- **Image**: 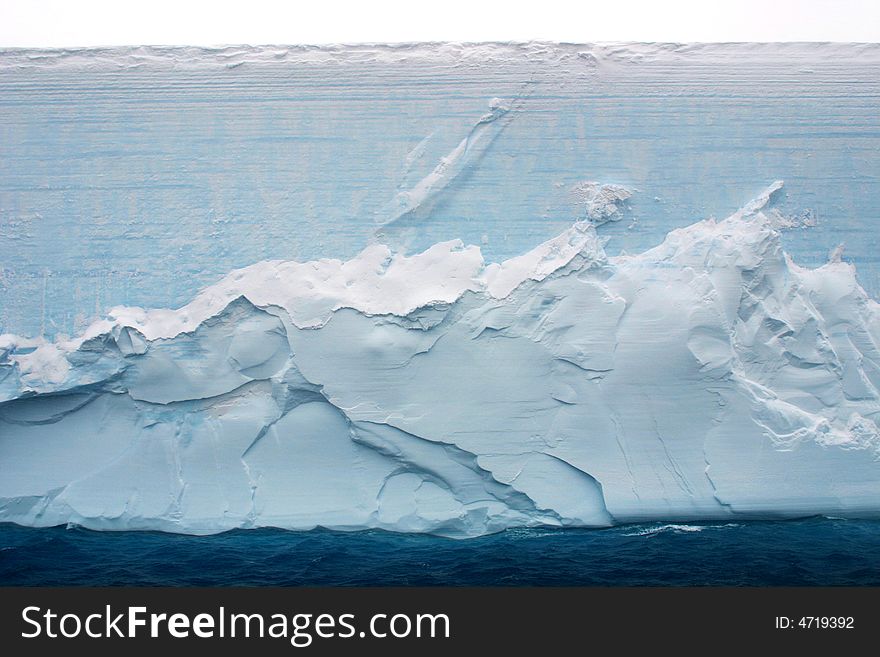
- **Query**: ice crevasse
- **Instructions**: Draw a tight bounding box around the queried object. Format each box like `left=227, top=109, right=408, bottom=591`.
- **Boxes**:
left=0, top=183, right=879, bottom=537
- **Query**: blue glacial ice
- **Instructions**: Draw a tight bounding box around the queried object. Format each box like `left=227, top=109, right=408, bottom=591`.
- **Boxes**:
left=1, top=181, right=878, bottom=536
left=0, top=43, right=879, bottom=536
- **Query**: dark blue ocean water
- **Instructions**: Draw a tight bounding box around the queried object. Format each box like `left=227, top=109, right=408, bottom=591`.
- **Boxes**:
left=2, top=518, right=879, bottom=586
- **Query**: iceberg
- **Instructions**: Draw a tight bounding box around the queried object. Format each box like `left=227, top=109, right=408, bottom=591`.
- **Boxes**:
left=1, top=182, right=878, bottom=537
left=2, top=43, right=879, bottom=537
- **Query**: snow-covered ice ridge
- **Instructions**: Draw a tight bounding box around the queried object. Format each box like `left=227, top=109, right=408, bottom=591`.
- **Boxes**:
left=1, top=182, right=878, bottom=536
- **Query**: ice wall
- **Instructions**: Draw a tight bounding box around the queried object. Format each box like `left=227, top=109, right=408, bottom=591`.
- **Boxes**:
left=1, top=44, right=878, bottom=536
left=1, top=43, right=880, bottom=339
left=1, top=184, right=878, bottom=535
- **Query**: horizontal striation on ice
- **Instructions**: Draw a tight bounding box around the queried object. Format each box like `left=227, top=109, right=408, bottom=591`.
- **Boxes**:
left=1, top=183, right=879, bottom=536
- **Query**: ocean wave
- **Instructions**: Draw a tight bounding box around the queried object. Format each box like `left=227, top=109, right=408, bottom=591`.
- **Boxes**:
left=622, top=523, right=742, bottom=537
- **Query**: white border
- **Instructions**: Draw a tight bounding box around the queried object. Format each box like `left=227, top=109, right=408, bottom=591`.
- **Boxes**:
left=1, top=0, right=879, bottom=47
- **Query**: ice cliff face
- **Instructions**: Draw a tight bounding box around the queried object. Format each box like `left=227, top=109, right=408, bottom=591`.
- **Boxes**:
left=1, top=183, right=878, bottom=536
left=4, top=43, right=880, bottom=340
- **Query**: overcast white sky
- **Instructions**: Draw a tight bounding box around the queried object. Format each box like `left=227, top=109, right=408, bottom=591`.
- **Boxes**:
left=1, top=0, right=878, bottom=47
